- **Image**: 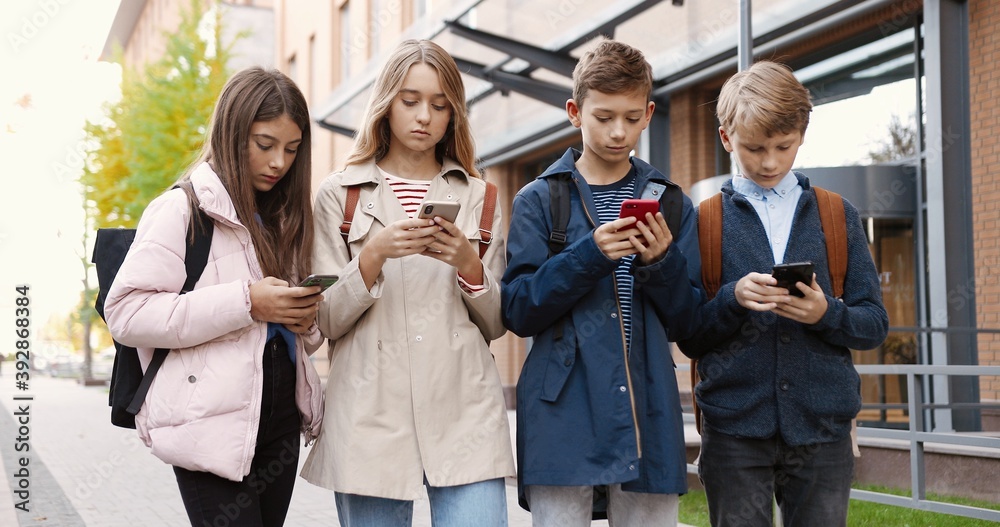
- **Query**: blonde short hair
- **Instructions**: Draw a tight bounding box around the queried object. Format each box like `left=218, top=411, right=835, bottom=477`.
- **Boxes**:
left=716, top=60, right=812, bottom=137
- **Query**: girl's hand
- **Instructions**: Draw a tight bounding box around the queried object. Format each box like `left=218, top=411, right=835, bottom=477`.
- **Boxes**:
left=632, top=212, right=673, bottom=265
left=422, top=216, right=483, bottom=284
left=249, top=277, right=322, bottom=324
left=283, top=314, right=315, bottom=334
left=773, top=274, right=829, bottom=324
left=365, top=218, right=441, bottom=261
left=594, top=217, right=643, bottom=260
left=734, top=272, right=786, bottom=311
left=358, top=218, right=440, bottom=289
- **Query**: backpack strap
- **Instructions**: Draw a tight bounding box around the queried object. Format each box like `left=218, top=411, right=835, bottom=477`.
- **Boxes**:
left=698, top=193, right=724, bottom=300
left=547, top=174, right=571, bottom=257
left=126, top=183, right=214, bottom=417
left=814, top=187, right=847, bottom=299
left=341, top=185, right=362, bottom=259
left=692, top=192, right=724, bottom=435
left=479, top=181, right=498, bottom=259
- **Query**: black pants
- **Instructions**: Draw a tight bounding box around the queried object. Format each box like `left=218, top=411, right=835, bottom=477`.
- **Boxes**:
left=174, top=337, right=301, bottom=527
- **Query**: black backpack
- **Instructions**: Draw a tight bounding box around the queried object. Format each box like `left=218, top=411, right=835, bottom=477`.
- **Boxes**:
left=92, top=183, right=214, bottom=429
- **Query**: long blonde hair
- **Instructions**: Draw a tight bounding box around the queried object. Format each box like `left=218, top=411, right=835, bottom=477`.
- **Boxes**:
left=346, top=39, right=481, bottom=178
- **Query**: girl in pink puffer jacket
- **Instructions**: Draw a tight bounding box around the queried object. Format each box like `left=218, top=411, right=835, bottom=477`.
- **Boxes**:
left=104, top=67, right=325, bottom=527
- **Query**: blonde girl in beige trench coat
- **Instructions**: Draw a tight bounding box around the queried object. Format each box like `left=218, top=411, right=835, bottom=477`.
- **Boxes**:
left=300, top=39, right=515, bottom=527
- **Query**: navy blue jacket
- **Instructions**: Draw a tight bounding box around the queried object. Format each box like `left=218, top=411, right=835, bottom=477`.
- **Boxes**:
left=677, top=174, right=888, bottom=446
left=501, top=149, right=703, bottom=511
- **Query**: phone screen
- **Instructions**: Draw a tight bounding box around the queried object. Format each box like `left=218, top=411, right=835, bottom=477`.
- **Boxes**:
left=772, top=262, right=813, bottom=297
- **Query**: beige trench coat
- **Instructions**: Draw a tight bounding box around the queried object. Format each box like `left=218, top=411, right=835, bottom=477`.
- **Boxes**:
left=300, top=159, right=515, bottom=500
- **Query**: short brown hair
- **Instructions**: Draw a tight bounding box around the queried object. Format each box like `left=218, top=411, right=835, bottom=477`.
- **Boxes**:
left=572, top=39, right=653, bottom=106
left=716, top=60, right=812, bottom=137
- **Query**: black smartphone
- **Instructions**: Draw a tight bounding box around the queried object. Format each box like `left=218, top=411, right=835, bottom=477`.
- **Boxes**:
left=298, top=274, right=339, bottom=292
left=772, top=262, right=814, bottom=297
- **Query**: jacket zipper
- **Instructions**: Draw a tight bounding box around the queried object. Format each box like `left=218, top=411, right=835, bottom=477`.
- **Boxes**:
left=571, top=176, right=643, bottom=458
left=205, top=209, right=264, bottom=475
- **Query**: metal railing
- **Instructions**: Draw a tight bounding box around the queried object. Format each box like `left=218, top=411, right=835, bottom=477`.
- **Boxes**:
left=681, top=363, right=1000, bottom=522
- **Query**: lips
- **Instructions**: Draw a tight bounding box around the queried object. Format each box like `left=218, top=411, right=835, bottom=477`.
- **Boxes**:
left=262, top=174, right=280, bottom=184
left=412, top=129, right=430, bottom=136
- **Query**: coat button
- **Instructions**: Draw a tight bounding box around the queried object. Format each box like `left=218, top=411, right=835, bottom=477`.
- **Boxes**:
left=780, top=381, right=790, bottom=391
left=564, top=358, right=572, bottom=367
left=188, top=375, right=197, bottom=383
left=611, top=313, right=617, bottom=319
left=619, top=386, right=627, bottom=393
left=415, top=336, right=422, bottom=342
left=780, top=334, right=791, bottom=343
left=377, top=340, right=382, bottom=350
left=366, top=202, right=374, bottom=209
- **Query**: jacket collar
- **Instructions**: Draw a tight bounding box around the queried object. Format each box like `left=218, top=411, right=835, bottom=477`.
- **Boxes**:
left=338, top=156, right=471, bottom=186
left=538, top=148, right=674, bottom=188
left=188, top=162, right=242, bottom=226
left=722, top=171, right=812, bottom=204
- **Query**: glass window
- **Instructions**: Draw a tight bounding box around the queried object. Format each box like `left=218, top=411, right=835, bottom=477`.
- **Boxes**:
left=340, top=2, right=351, bottom=84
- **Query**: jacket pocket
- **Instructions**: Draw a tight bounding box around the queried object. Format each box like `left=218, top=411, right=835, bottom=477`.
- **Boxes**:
left=540, top=319, right=577, bottom=402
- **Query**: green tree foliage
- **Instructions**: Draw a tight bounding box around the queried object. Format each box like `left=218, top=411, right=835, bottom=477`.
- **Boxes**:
left=82, top=0, right=239, bottom=228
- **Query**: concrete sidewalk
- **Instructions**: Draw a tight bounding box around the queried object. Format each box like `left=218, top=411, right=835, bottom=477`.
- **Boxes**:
left=0, top=372, right=693, bottom=526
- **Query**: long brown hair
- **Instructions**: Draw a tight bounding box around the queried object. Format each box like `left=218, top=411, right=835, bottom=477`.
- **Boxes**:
left=346, top=39, right=481, bottom=178
left=182, top=67, right=313, bottom=281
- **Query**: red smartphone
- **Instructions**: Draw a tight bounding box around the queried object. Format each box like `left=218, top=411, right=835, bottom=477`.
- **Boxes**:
left=619, top=199, right=660, bottom=224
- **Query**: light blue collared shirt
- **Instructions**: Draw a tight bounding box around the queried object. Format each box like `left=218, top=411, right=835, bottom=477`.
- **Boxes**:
left=731, top=172, right=803, bottom=264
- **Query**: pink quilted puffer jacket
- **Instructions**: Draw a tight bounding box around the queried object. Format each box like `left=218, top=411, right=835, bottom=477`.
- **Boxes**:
left=105, top=162, right=324, bottom=482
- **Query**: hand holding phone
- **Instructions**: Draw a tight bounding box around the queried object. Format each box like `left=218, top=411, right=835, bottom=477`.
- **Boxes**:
left=772, top=262, right=814, bottom=298
left=298, top=274, right=339, bottom=292
left=417, top=200, right=461, bottom=223
left=618, top=199, right=659, bottom=224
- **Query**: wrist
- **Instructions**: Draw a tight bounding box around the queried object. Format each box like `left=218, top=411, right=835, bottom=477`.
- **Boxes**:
left=458, top=262, right=484, bottom=286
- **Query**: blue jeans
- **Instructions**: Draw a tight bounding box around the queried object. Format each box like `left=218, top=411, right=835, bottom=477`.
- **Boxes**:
left=334, top=478, right=508, bottom=527
left=698, top=425, right=854, bottom=527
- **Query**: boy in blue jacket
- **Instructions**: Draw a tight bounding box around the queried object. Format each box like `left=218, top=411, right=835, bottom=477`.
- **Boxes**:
left=501, top=40, right=702, bottom=526
left=677, top=61, right=888, bottom=526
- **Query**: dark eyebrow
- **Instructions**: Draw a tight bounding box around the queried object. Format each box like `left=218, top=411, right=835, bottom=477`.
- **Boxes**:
left=252, top=133, right=302, bottom=144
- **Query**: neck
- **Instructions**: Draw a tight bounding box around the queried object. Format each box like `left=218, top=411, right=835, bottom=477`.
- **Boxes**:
left=379, top=148, right=441, bottom=181
left=575, top=150, right=632, bottom=186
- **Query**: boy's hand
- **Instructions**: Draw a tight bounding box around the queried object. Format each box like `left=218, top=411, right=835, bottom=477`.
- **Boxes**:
left=594, top=217, right=643, bottom=260
left=773, top=274, right=829, bottom=324
left=632, top=212, right=672, bottom=265
left=734, top=272, right=787, bottom=311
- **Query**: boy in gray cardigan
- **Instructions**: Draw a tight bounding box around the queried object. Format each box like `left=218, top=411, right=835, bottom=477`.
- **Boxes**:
left=678, top=61, right=888, bottom=527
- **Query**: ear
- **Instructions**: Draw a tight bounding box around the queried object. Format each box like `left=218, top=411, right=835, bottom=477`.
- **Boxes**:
left=644, top=101, right=655, bottom=124
left=566, top=99, right=582, bottom=128
left=719, top=127, right=735, bottom=153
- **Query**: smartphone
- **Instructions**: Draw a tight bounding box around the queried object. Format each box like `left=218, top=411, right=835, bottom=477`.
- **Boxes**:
left=298, top=274, right=339, bottom=292
left=772, top=262, right=814, bottom=297
left=417, top=200, right=461, bottom=223
left=619, top=199, right=660, bottom=223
